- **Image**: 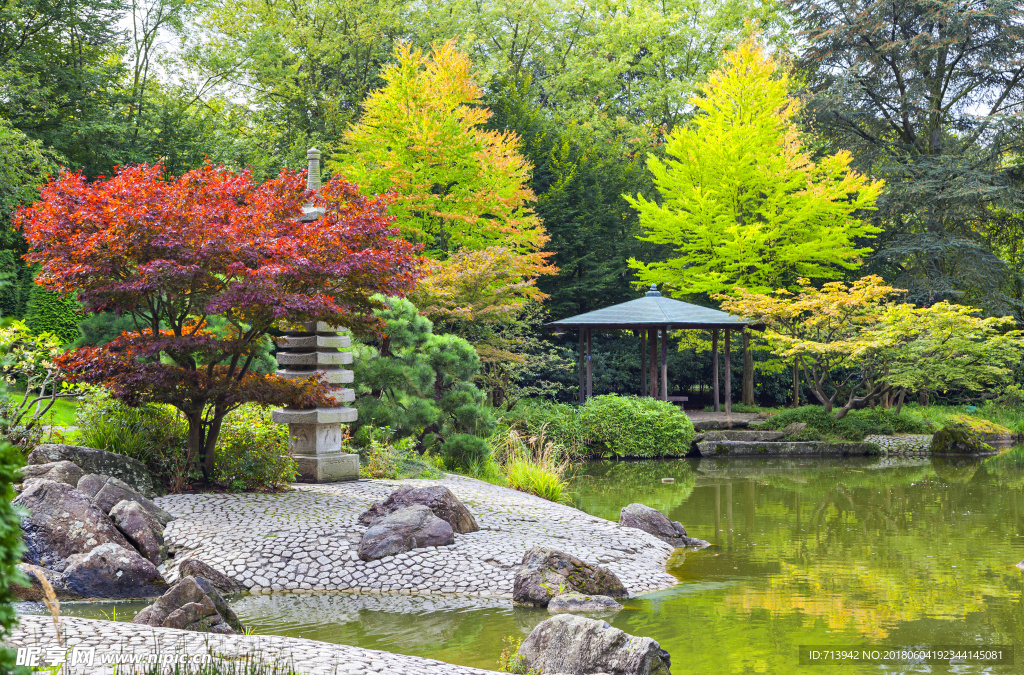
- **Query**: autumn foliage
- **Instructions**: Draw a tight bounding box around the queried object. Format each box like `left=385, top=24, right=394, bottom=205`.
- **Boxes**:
left=16, top=163, right=421, bottom=477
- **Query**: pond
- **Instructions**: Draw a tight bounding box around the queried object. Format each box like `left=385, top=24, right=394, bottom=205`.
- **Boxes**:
left=18, top=456, right=1024, bottom=673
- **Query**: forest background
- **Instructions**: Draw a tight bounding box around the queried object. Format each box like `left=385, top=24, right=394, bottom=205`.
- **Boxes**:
left=3, top=0, right=1024, bottom=407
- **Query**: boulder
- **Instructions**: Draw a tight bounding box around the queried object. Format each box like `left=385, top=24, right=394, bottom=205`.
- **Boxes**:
left=11, top=563, right=81, bottom=601
left=132, top=575, right=243, bottom=633
left=19, top=461, right=84, bottom=488
left=357, top=505, right=455, bottom=561
left=513, top=547, right=627, bottom=608
left=931, top=423, right=994, bottom=454
left=358, top=485, right=479, bottom=534
left=28, top=445, right=161, bottom=497
left=519, top=614, right=671, bottom=675
left=76, top=474, right=174, bottom=525
left=548, top=592, right=623, bottom=614
left=61, top=542, right=166, bottom=598
left=177, top=558, right=245, bottom=594
left=13, top=480, right=132, bottom=571
left=781, top=422, right=808, bottom=436
left=619, top=504, right=709, bottom=548
left=109, top=500, right=167, bottom=565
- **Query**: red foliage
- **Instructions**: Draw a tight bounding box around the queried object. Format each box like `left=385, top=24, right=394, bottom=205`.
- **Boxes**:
left=16, top=163, right=423, bottom=477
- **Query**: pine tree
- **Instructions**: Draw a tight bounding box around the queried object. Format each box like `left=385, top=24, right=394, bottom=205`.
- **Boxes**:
left=626, top=41, right=884, bottom=295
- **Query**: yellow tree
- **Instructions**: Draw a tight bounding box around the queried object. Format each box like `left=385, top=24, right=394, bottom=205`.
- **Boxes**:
left=330, top=40, right=554, bottom=314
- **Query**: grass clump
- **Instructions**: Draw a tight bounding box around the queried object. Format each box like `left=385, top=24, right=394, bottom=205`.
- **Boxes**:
left=497, top=635, right=540, bottom=675
left=490, top=426, right=572, bottom=504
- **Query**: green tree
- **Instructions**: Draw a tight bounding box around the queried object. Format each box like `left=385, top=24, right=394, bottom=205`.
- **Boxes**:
left=24, top=284, right=81, bottom=346
left=0, top=441, right=23, bottom=674
left=627, top=40, right=884, bottom=296
left=788, top=0, right=1024, bottom=312
left=352, top=296, right=495, bottom=466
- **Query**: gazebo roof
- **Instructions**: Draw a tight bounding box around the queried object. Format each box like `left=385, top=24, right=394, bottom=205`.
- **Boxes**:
left=547, top=285, right=751, bottom=330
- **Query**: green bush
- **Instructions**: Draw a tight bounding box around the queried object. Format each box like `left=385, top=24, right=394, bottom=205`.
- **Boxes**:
left=0, top=441, right=25, bottom=674
left=760, top=405, right=932, bottom=441
left=24, top=284, right=80, bottom=345
left=214, top=405, right=297, bottom=492
left=441, top=433, right=492, bottom=471
left=358, top=431, right=443, bottom=480
left=496, top=399, right=586, bottom=461
left=581, top=394, right=695, bottom=458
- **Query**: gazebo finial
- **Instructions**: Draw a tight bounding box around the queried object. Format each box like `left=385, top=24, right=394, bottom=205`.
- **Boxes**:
left=645, top=284, right=661, bottom=297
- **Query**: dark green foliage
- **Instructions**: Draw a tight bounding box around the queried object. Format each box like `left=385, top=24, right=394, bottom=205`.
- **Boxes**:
left=761, top=406, right=932, bottom=441
left=789, top=0, right=1024, bottom=312
left=352, top=296, right=495, bottom=452
left=74, top=311, right=137, bottom=347
left=0, top=441, right=25, bottom=673
left=581, top=394, right=696, bottom=458
left=24, top=284, right=80, bottom=345
left=485, top=78, right=657, bottom=319
left=440, top=434, right=491, bottom=471
left=0, top=251, right=22, bottom=318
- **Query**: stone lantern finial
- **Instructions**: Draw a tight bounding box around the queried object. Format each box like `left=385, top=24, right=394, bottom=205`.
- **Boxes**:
left=302, top=147, right=325, bottom=221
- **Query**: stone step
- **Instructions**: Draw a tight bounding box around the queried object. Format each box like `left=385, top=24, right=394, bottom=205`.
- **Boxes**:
left=698, top=430, right=788, bottom=442
left=695, top=440, right=878, bottom=457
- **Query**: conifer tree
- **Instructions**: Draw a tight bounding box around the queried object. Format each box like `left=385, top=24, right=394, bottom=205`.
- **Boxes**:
left=627, top=41, right=884, bottom=295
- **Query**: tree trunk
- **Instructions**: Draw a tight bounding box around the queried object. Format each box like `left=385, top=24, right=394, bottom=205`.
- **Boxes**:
left=792, top=362, right=799, bottom=408
left=203, top=411, right=226, bottom=480
left=188, top=412, right=206, bottom=480
left=895, top=389, right=907, bottom=415
left=742, top=331, right=754, bottom=405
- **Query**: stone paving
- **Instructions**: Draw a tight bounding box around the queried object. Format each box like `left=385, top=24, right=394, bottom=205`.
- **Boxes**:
left=156, top=474, right=679, bottom=598
left=864, top=434, right=933, bottom=453
left=9, top=614, right=501, bottom=674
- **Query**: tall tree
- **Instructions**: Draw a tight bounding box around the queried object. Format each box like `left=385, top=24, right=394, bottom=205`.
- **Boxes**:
left=788, top=0, right=1024, bottom=312
left=17, top=163, right=422, bottom=478
left=627, top=40, right=883, bottom=296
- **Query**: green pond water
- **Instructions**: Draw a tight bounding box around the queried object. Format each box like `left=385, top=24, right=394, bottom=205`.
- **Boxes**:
left=18, top=455, right=1024, bottom=673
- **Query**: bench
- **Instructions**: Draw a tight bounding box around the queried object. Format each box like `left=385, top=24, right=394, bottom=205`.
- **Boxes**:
left=666, top=396, right=689, bottom=410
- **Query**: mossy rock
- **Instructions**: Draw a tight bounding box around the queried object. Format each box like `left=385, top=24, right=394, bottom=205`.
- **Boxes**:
left=947, top=414, right=1012, bottom=436
left=931, top=423, right=993, bottom=454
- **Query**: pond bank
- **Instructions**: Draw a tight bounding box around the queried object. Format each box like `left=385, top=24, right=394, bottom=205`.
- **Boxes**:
left=156, top=474, right=678, bottom=597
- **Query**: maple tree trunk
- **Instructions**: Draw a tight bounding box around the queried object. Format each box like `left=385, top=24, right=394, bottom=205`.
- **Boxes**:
left=791, top=362, right=799, bottom=408
left=203, top=413, right=225, bottom=480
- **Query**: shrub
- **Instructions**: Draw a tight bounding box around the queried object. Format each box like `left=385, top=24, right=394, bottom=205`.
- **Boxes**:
left=760, top=405, right=931, bottom=441
left=358, top=430, right=443, bottom=480
left=441, top=433, right=492, bottom=471
left=214, top=405, right=297, bottom=492
left=497, top=635, right=540, bottom=675
left=496, top=399, right=586, bottom=461
left=580, top=394, right=695, bottom=458
left=24, top=284, right=81, bottom=345
left=0, top=441, right=25, bottom=673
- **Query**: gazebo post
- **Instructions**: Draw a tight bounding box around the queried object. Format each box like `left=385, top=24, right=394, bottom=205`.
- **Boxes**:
left=712, top=329, right=720, bottom=412
left=742, top=329, right=754, bottom=405
left=586, top=328, right=593, bottom=400
left=648, top=329, right=657, bottom=397
left=660, top=327, right=668, bottom=401
left=724, top=329, right=732, bottom=415
left=578, top=329, right=585, bottom=405
left=640, top=329, right=647, bottom=395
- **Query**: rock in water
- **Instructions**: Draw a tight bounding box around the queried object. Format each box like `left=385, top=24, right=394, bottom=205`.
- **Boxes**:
left=132, top=575, right=243, bottom=633
left=28, top=445, right=161, bottom=497
left=519, top=614, right=671, bottom=675
left=177, top=558, right=245, bottom=594
left=513, top=547, right=627, bottom=608
left=61, top=543, right=166, bottom=598
left=19, top=461, right=84, bottom=488
left=547, top=592, right=623, bottom=614
left=931, top=423, right=993, bottom=454
left=11, top=563, right=80, bottom=601
left=358, top=505, right=455, bottom=561
left=108, top=500, right=167, bottom=565
left=76, top=474, right=174, bottom=525
left=358, top=485, right=479, bottom=533
left=14, top=480, right=132, bottom=570
left=619, top=503, right=709, bottom=548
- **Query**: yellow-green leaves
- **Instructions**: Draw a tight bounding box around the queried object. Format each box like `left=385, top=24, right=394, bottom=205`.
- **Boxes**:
left=627, top=40, right=884, bottom=296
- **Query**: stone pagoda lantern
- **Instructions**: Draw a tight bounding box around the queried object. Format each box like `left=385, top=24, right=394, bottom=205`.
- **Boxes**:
left=271, top=148, right=360, bottom=482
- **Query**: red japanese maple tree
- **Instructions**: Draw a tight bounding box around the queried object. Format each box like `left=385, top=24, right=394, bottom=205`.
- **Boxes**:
left=16, top=163, right=422, bottom=479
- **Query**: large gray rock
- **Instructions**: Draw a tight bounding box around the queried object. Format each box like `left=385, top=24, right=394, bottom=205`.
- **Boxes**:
left=619, top=504, right=709, bottom=548
left=548, top=592, right=623, bottom=614
left=13, top=479, right=132, bottom=571
left=109, top=500, right=166, bottom=565
left=19, top=461, right=84, bottom=487
left=28, top=445, right=161, bottom=497
left=358, top=485, right=479, bottom=534
left=61, top=542, right=166, bottom=598
left=513, top=547, right=627, bottom=608
left=519, top=614, right=671, bottom=675
left=76, top=474, right=173, bottom=525
left=358, top=505, right=455, bottom=561
left=177, top=558, right=245, bottom=594
left=11, top=563, right=81, bottom=601
left=132, top=575, right=243, bottom=634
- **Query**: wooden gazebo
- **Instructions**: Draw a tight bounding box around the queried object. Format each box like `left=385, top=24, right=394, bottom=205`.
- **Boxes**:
left=547, top=285, right=755, bottom=413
